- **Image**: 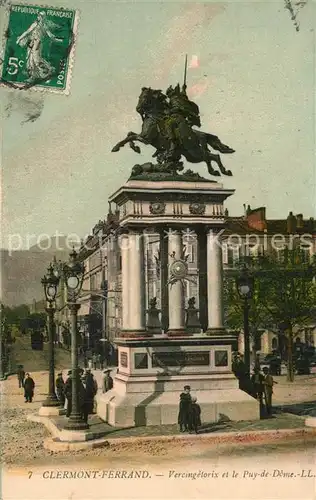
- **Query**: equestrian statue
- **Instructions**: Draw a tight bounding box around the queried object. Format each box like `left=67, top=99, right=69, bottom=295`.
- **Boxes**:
left=112, top=56, right=235, bottom=178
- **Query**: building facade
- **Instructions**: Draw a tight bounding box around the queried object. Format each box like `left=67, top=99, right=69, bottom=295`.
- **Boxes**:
left=71, top=205, right=316, bottom=354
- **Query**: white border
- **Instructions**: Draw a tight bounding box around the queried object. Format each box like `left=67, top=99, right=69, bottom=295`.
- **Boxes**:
left=0, top=1, right=80, bottom=96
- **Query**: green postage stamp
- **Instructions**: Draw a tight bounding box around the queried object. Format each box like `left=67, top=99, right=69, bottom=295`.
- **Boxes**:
left=0, top=3, right=79, bottom=94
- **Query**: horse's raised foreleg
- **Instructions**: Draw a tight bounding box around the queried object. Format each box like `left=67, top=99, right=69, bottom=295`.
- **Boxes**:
left=206, top=157, right=221, bottom=177
left=112, top=132, right=140, bottom=152
left=208, top=152, right=232, bottom=176
left=129, top=141, right=141, bottom=154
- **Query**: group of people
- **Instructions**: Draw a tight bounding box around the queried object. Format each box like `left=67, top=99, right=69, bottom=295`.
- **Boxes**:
left=17, top=365, right=35, bottom=403
left=177, top=385, right=202, bottom=434
left=55, top=368, right=114, bottom=423
left=251, top=366, right=277, bottom=415
left=84, top=353, right=105, bottom=371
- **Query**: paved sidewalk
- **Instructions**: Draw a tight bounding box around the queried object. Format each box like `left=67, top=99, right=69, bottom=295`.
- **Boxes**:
left=51, top=411, right=309, bottom=440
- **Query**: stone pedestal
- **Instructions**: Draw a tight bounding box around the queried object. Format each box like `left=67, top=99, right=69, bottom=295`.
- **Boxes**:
left=98, top=179, right=259, bottom=426
left=96, top=336, right=258, bottom=426
left=146, top=300, right=162, bottom=333
left=38, top=406, right=65, bottom=417
left=185, top=300, right=201, bottom=333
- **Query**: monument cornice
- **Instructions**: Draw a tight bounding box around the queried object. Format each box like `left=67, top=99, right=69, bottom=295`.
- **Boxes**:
left=109, top=181, right=235, bottom=206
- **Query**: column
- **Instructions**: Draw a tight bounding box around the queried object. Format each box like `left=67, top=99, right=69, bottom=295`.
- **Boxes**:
left=128, top=231, right=146, bottom=331
left=197, top=227, right=208, bottom=332
left=207, top=228, right=224, bottom=332
left=159, top=229, right=169, bottom=332
left=120, top=232, right=130, bottom=331
left=168, top=230, right=185, bottom=332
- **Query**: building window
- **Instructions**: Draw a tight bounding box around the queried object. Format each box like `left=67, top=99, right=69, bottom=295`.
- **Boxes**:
left=90, top=273, right=96, bottom=291
left=272, top=337, right=278, bottom=350
left=233, top=246, right=240, bottom=263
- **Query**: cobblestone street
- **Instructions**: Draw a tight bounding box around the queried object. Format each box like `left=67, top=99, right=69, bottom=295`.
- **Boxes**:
left=1, top=366, right=316, bottom=469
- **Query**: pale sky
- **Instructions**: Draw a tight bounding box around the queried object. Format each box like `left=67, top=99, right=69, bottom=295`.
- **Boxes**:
left=1, top=0, right=315, bottom=249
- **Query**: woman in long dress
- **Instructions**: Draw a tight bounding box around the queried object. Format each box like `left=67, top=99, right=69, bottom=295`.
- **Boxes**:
left=16, top=11, right=63, bottom=82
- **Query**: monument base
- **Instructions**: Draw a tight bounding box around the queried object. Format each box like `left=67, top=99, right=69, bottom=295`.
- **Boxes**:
left=96, top=336, right=259, bottom=427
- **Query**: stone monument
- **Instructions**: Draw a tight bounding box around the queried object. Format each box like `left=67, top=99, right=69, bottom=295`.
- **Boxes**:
left=96, top=62, right=258, bottom=426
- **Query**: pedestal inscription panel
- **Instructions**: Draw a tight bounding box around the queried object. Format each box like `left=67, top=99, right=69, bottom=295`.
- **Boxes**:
left=120, top=352, right=128, bottom=368
left=152, top=351, right=210, bottom=367
left=215, top=350, right=228, bottom=367
left=134, top=353, right=148, bottom=369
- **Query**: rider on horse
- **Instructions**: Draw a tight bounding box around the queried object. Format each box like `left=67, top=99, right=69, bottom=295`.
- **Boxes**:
left=164, top=83, right=201, bottom=156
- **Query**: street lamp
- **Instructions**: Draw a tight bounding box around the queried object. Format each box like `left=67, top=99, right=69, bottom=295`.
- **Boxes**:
left=41, top=264, right=60, bottom=408
left=236, top=265, right=254, bottom=378
left=63, top=248, right=89, bottom=430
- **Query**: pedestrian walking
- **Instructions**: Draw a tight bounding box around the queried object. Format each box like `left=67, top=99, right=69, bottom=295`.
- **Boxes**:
left=189, top=397, right=202, bottom=434
left=17, top=365, right=25, bottom=388
left=88, top=358, right=93, bottom=370
left=178, top=385, right=192, bottom=432
left=263, top=367, right=278, bottom=416
left=55, top=372, right=65, bottom=407
left=24, top=373, right=35, bottom=402
left=84, top=355, right=88, bottom=369
left=102, top=369, right=113, bottom=393
left=98, top=353, right=104, bottom=370
left=92, top=353, right=97, bottom=370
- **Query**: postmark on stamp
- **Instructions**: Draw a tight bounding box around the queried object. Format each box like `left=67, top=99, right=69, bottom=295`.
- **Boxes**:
left=0, top=3, right=79, bottom=94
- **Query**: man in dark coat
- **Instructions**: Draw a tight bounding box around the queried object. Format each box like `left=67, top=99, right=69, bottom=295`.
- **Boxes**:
left=79, top=376, right=89, bottom=424
left=64, top=370, right=72, bottom=417
left=55, top=372, right=65, bottom=406
left=24, top=373, right=35, bottom=402
left=178, top=385, right=192, bottom=432
left=251, top=368, right=265, bottom=405
left=102, top=369, right=113, bottom=393
left=190, top=397, right=202, bottom=434
left=85, top=370, right=98, bottom=414
left=17, top=365, right=25, bottom=388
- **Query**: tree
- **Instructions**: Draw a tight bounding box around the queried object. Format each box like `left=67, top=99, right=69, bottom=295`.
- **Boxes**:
left=257, top=249, right=316, bottom=382
left=224, top=261, right=271, bottom=359
left=1, top=304, right=30, bottom=329
left=0, top=304, right=15, bottom=377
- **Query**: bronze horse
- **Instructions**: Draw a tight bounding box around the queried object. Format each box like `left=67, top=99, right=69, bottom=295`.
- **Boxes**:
left=112, top=87, right=234, bottom=177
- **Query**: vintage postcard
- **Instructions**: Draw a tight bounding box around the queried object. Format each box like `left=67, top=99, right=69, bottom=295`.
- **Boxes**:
left=1, top=1, right=316, bottom=499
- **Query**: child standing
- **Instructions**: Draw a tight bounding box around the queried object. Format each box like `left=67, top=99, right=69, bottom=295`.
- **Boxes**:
left=263, top=366, right=278, bottom=416
left=190, top=397, right=201, bottom=434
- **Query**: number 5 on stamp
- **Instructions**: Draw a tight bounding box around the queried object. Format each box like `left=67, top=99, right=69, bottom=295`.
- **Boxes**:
left=0, top=4, right=79, bottom=94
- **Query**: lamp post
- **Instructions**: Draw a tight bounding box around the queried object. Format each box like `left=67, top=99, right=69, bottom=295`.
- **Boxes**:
left=63, top=248, right=89, bottom=430
left=41, top=264, right=60, bottom=408
left=236, top=265, right=254, bottom=378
